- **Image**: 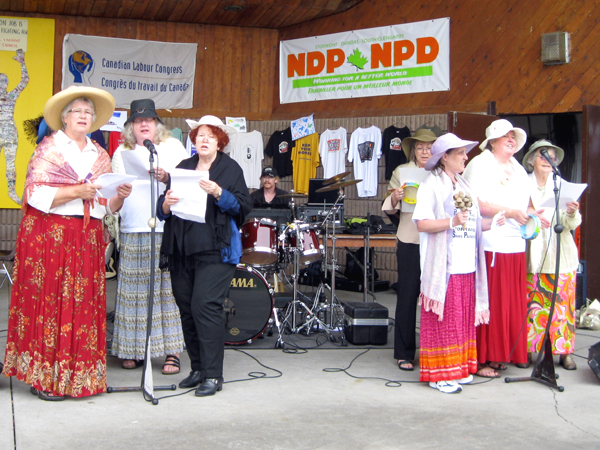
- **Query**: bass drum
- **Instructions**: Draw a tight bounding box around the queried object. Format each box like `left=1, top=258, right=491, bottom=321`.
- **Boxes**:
left=224, top=265, right=273, bottom=345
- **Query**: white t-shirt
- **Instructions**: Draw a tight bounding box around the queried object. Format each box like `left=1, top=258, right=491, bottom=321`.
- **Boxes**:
left=463, top=150, right=530, bottom=253
left=319, top=127, right=348, bottom=179
left=348, top=126, right=382, bottom=197
left=229, top=130, right=264, bottom=189
left=412, top=174, right=479, bottom=275
left=112, top=137, right=187, bottom=232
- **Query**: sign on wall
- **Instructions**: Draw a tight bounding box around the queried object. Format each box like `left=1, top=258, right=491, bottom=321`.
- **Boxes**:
left=280, top=19, right=450, bottom=104
left=62, top=34, right=197, bottom=109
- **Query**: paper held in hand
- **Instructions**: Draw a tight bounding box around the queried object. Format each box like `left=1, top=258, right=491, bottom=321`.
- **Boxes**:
left=95, top=173, right=137, bottom=199
left=169, top=168, right=209, bottom=223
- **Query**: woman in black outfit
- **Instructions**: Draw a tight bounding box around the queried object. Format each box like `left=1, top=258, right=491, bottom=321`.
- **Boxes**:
left=158, top=115, right=252, bottom=397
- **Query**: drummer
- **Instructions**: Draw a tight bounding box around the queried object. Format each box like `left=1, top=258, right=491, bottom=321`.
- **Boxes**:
left=250, top=166, right=290, bottom=208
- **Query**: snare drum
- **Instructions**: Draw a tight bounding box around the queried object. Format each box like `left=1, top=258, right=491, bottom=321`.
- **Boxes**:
left=225, top=265, right=274, bottom=345
left=289, top=226, right=323, bottom=265
left=240, top=218, right=278, bottom=267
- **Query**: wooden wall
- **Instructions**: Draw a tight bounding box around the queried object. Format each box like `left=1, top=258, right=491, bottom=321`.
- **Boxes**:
left=273, top=0, right=600, bottom=119
left=0, top=12, right=279, bottom=120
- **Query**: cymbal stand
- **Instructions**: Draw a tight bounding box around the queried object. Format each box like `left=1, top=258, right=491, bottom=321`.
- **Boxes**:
left=305, top=190, right=346, bottom=336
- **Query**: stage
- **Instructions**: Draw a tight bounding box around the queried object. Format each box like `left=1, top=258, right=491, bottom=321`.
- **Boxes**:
left=1, top=277, right=600, bottom=449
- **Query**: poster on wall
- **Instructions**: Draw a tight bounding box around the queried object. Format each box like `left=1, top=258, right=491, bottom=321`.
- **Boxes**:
left=0, top=17, right=55, bottom=209
left=62, top=34, right=197, bottom=109
left=279, top=18, right=450, bottom=104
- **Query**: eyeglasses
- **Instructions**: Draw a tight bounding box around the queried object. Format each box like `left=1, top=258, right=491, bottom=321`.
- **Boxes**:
left=68, top=108, right=93, bottom=116
left=197, top=134, right=218, bottom=142
left=133, top=117, right=155, bottom=124
left=414, top=145, right=432, bottom=153
left=537, top=152, right=556, bottom=162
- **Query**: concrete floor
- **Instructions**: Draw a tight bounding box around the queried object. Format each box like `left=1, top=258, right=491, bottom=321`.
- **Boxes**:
left=1, top=276, right=600, bottom=450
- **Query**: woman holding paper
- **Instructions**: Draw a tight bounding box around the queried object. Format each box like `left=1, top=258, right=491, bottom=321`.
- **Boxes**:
left=158, top=115, right=252, bottom=397
left=382, top=128, right=436, bottom=372
left=110, top=99, right=187, bottom=374
left=3, top=86, right=132, bottom=400
left=521, top=140, right=581, bottom=370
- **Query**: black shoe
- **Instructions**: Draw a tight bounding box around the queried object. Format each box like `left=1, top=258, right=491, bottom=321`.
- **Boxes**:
left=195, top=377, right=223, bottom=397
left=178, top=371, right=203, bottom=389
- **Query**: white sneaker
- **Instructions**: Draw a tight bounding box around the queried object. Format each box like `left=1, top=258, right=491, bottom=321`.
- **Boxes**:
left=429, top=380, right=462, bottom=394
left=457, top=374, right=474, bottom=385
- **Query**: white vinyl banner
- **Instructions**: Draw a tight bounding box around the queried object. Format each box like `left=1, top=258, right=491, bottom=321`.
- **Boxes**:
left=280, top=19, right=450, bottom=104
left=62, top=34, right=197, bottom=109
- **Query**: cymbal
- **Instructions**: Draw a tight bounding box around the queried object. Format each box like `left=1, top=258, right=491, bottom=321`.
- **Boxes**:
left=315, top=179, right=361, bottom=192
left=322, top=170, right=352, bottom=186
left=278, top=191, right=308, bottom=198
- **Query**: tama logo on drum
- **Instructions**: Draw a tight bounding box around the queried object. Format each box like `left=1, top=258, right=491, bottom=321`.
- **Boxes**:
left=230, top=277, right=256, bottom=288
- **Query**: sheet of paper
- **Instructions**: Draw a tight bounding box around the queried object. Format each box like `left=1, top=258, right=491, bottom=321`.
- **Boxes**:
left=169, top=168, right=210, bottom=223
left=95, top=173, right=137, bottom=199
left=397, top=167, right=428, bottom=213
left=539, top=179, right=587, bottom=210
left=121, top=148, right=156, bottom=178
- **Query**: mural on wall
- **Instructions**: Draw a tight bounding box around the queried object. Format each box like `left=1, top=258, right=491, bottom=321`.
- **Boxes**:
left=0, top=17, right=54, bottom=209
left=0, top=48, right=29, bottom=204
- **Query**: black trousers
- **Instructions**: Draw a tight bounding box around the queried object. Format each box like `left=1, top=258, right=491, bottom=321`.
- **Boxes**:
left=170, top=262, right=236, bottom=379
left=394, top=241, right=421, bottom=361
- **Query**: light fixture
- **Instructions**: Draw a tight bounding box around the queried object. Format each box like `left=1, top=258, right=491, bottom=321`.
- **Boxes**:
left=224, top=5, right=244, bottom=12
left=541, top=32, right=569, bottom=65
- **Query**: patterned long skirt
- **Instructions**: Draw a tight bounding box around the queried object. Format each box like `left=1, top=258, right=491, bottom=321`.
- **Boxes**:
left=4, top=208, right=107, bottom=397
left=419, top=273, right=478, bottom=382
left=111, top=232, right=184, bottom=360
left=526, top=272, right=576, bottom=355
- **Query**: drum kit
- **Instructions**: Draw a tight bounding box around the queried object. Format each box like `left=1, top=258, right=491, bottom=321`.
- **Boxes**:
left=225, top=171, right=361, bottom=348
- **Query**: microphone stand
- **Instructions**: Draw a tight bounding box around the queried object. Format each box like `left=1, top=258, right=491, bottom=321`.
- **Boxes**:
left=506, top=169, right=564, bottom=391
left=107, top=147, right=176, bottom=404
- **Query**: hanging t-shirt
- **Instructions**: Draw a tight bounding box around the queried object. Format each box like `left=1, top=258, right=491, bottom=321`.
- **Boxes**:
left=185, top=134, right=197, bottom=157
left=265, top=128, right=294, bottom=177
left=348, top=126, right=382, bottom=197
left=292, top=133, right=320, bottom=194
left=230, top=130, right=264, bottom=189
left=319, top=127, right=348, bottom=179
left=108, top=131, right=126, bottom=158
left=382, top=125, right=410, bottom=180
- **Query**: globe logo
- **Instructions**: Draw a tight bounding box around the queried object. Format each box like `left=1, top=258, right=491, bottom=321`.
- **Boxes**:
left=68, top=50, right=94, bottom=83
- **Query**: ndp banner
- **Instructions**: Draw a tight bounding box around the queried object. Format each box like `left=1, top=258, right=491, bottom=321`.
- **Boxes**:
left=280, top=19, right=450, bottom=104
left=62, top=34, right=197, bottom=109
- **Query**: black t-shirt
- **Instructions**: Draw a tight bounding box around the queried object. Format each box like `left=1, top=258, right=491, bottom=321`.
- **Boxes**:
left=382, top=125, right=411, bottom=180
left=250, top=187, right=290, bottom=208
left=265, top=128, right=294, bottom=178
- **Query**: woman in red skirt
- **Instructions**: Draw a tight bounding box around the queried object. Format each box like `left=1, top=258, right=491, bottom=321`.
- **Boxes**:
left=3, top=86, right=132, bottom=401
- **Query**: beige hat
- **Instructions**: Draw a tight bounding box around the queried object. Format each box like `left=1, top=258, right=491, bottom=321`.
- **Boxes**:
left=521, top=139, right=565, bottom=173
left=43, top=86, right=115, bottom=133
left=186, top=115, right=238, bottom=153
left=401, top=128, right=438, bottom=159
left=479, top=119, right=527, bottom=151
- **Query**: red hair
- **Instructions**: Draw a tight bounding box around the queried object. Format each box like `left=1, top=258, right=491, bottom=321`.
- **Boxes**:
left=189, top=125, right=229, bottom=152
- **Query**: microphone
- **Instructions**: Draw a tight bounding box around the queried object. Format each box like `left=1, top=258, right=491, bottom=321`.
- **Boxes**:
left=143, top=139, right=157, bottom=154
left=540, top=148, right=560, bottom=176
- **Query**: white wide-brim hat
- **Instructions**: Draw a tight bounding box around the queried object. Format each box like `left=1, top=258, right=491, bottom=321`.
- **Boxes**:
left=479, top=119, right=527, bottom=151
left=186, top=115, right=238, bottom=153
left=43, top=86, right=115, bottom=133
left=424, top=133, right=479, bottom=171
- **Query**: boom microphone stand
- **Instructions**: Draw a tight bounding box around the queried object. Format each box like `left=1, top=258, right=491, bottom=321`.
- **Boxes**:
left=506, top=170, right=564, bottom=391
left=107, top=145, right=176, bottom=404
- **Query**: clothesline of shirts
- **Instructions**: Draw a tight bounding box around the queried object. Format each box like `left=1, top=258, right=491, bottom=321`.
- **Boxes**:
left=105, top=123, right=440, bottom=198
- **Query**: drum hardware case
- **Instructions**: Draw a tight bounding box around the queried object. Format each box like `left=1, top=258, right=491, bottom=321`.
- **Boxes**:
left=298, top=205, right=344, bottom=226
left=343, top=302, right=389, bottom=345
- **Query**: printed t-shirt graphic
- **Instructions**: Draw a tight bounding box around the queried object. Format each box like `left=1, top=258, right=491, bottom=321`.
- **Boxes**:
left=291, top=133, right=320, bottom=194
left=319, top=127, right=348, bottom=179
left=265, top=128, right=294, bottom=177
left=230, top=130, right=264, bottom=189
left=348, top=126, right=382, bottom=197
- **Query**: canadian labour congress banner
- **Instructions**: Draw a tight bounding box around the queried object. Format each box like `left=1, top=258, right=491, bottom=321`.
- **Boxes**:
left=62, top=34, right=197, bottom=109
left=279, top=19, right=450, bottom=104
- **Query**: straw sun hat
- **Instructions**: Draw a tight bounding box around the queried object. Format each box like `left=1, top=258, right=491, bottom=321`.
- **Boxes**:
left=43, top=86, right=116, bottom=133
left=401, top=128, right=438, bottom=160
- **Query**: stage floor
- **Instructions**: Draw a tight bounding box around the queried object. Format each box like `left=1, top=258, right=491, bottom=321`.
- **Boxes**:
left=2, top=276, right=600, bottom=450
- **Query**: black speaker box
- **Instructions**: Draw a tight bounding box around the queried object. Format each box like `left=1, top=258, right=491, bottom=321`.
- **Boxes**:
left=343, top=301, right=388, bottom=345
left=588, top=341, right=600, bottom=382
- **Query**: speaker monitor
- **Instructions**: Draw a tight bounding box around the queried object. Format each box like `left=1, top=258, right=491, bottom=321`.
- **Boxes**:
left=588, top=341, right=600, bottom=382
